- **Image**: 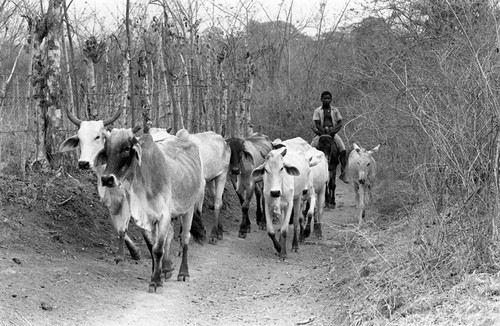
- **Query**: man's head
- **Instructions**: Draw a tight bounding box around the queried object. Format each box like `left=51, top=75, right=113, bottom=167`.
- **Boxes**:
left=321, top=91, right=332, bottom=107
left=321, top=91, right=332, bottom=99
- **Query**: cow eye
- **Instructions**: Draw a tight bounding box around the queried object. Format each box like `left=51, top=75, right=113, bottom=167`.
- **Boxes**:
left=123, top=146, right=130, bottom=153
left=95, top=135, right=100, bottom=140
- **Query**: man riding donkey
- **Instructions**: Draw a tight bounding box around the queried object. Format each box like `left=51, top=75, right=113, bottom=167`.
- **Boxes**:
left=311, top=90, right=349, bottom=184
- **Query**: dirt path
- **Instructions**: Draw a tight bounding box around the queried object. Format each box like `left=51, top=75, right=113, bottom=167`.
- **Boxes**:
left=82, top=180, right=359, bottom=326
left=1, top=177, right=361, bottom=326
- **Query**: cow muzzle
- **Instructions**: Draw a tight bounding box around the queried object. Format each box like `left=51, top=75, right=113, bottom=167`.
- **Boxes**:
left=101, top=174, right=118, bottom=188
left=270, top=190, right=281, bottom=198
left=78, top=161, right=90, bottom=170
left=231, top=167, right=240, bottom=175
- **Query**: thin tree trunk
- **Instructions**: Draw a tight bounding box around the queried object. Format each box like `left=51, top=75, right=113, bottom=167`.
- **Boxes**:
left=179, top=53, right=192, bottom=131
left=119, top=0, right=131, bottom=126
left=138, top=49, right=152, bottom=133
left=63, top=0, right=80, bottom=119
left=28, top=14, right=48, bottom=167
left=83, top=56, right=97, bottom=119
left=0, top=43, right=23, bottom=105
left=173, top=72, right=184, bottom=130
left=61, top=27, right=73, bottom=133
left=44, top=0, right=64, bottom=167
left=242, top=54, right=255, bottom=138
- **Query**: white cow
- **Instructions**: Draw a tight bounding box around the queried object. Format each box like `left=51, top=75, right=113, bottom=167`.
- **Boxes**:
left=58, top=110, right=142, bottom=264
left=176, top=129, right=231, bottom=244
left=59, top=112, right=180, bottom=266
left=272, top=137, right=329, bottom=240
left=96, top=128, right=206, bottom=293
left=252, top=147, right=311, bottom=260
left=347, top=143, right=380, bottom=226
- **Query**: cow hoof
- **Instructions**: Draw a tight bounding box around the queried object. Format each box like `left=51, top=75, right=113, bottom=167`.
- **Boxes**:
left=163, top=270, right=173, bottom=280
left=177, top=275, right=190, bottom=282
left=148, top=282, right=163, bottom=294
left=130, top=250, right=141, bottom=261
left=238, top=231, right=247, bottom=239
left=258, top=223, right=266, bottom=230
left=209, top=237, right=218, bottom=245
left=304, top=226, right=311, bottom=238
left=114, top=256, right=125, bottom=265
left=217, top=234, right=223, bottom=240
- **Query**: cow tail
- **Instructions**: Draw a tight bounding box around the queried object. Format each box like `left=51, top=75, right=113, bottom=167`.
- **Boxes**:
left=190, top=209, right=206, bottom=244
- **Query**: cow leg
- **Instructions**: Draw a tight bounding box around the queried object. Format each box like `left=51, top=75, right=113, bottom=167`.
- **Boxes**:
left=109, top=202, right=140, bottom=262
left=124, top=233, right=141, bottom=261
left=178, top=209, right=194, bottom=282
left=210, top=175, right=226, bottom=244
left=161, top=222, right=175, bottom=280
left=327, top=173, right=337, bottom=208
left=315, top=186, right=326, bottom=239
left=254, top=182, right=266, bottom=230
left=267, top=204, right=281, bottom=253
left=114, top=231, right=126, bottom=264
left=291, top=198, right=301, bottom=252
left=300, top=200, right=309, bottom=242
left=148, top=214, right=173, bottom=293
left=279, top=204, right=294, bottom=260
left=238, top=183, right=254, bottom=238
left=141, top=229, right=155, bottom=274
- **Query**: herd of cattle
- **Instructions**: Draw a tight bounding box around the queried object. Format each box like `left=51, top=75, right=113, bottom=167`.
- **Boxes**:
left=58, top=111, right=379, bottom=293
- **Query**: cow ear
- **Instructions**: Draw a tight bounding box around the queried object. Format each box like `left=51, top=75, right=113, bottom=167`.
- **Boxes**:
left=242, top=150, right=254, bottom=165
left=308, top=156, right=319, bottom=167
left=369, top=145, right=380, bottom=154
left=132, top=141, right=142, bottom=166
left=284, top=163, right=300, bottom=176
left=59, top=135, right=79, bottom=152
left=353, top=143, right=360, bottom=151
left=252, top=164, right=265, bottom=178
left=94, top=148, right=107, bottom=166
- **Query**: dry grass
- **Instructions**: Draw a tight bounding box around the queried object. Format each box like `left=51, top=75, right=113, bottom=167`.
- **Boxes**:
left=326, top=202, right=500, bottom=326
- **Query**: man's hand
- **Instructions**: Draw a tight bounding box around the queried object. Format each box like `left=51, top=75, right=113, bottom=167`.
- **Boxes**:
left=326, top=124, right=342, bottom=136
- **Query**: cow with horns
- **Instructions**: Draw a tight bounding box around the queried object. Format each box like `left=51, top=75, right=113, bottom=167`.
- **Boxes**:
left=59, top=110, right=203, bottom=269
left=272, top=137, right=329, bottom=240
left=252, top=146, right=312, bottom=260
left=95, top=128, right=206, bottom=293
left=59, top=109, right=143, bottom=264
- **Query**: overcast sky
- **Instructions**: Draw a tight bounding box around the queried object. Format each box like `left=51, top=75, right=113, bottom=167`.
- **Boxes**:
left=69, top=0, right=363, bottom=36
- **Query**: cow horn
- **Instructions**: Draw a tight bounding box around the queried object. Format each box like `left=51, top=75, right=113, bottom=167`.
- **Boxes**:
left=66, top=107, right=82, bottom=126
left=132, top=125, right=142, bottom=134
left=102, top=109, right=122, bottom=126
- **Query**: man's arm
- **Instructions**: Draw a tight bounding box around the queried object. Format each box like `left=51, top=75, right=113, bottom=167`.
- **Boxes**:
left=330, top=120, right=342, bottom=135
left=314, top=119, right=325, bottom=134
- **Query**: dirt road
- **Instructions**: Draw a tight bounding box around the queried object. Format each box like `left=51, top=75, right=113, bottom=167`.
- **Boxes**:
left=1, top=175, right=361, bottom=326
left=83, top=180, right=359, bottom=326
